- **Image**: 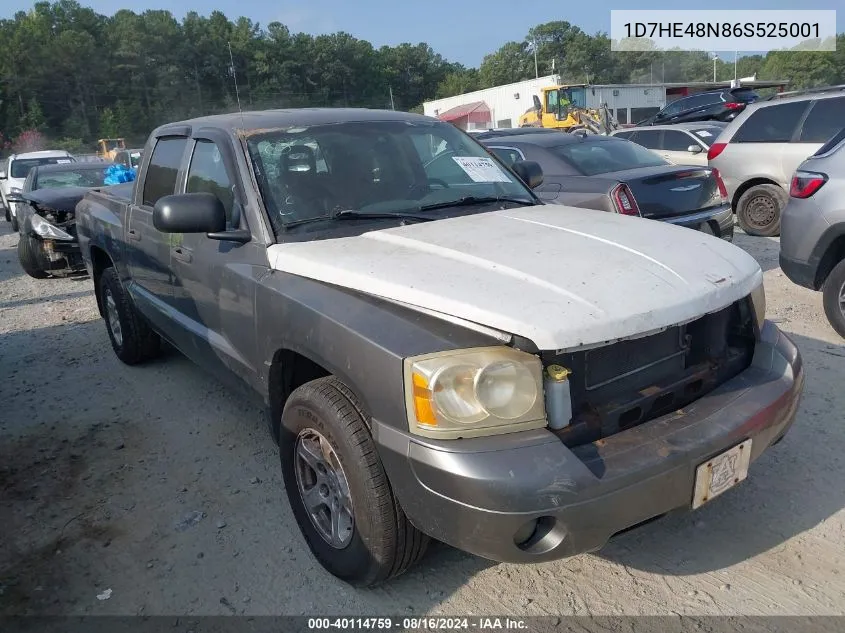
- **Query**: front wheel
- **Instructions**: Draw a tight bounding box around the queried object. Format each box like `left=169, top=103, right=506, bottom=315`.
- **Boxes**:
left=279, top=376, right=428, bottom=586
left=736, top=184, right=786, bottom=237
left=822, top=259, right=845, bottom=339
left=17, top=233, right=48, bottom=279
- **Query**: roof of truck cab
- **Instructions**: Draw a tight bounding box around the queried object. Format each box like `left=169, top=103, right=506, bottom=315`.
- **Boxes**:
left=156, top=108, right=433, bottom=135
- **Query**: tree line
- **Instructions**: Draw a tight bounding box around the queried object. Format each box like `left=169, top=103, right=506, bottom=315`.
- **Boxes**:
left=1, top=1, right=843, bottom=155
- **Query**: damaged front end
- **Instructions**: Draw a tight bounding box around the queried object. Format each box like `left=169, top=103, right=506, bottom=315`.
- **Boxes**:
left=14, top=187, right=90, bottom=277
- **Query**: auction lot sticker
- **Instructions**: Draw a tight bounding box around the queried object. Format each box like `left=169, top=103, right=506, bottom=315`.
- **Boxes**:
left=452, top=156, right=511, bottom=183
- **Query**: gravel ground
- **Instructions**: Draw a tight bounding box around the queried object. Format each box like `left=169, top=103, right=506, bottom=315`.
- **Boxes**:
left=1, top=220, right=844, bottom=617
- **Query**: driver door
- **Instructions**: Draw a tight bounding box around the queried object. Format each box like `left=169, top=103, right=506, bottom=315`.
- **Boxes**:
left=166, top=135, right=263, bottom=393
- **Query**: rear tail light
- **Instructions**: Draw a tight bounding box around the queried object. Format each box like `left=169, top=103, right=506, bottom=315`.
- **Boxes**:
left=707, top=142, right=727, bottom=161
left=790, top=170, right=828, bottom=198
left=612, top=184, right=641, bottom=216
left=724, top=102, right=744, bottom=110
left=712, top=168, right=729, bottom=202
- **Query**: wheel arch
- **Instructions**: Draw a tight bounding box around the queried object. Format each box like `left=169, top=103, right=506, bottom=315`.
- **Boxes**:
left=814, top=232, right=845, bottom=290
left=732, top=177, right=783, bottom=212
left=89, top=245, right=115, bottom=317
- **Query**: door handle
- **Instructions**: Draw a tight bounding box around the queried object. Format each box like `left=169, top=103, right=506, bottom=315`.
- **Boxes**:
left=127, top=228, right=141, bottom=241
left=172, top=246, right=192, bottom=263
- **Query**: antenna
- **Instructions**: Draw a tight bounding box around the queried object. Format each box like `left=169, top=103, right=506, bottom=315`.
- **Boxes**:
left=228, top=41, right=245, bottom=128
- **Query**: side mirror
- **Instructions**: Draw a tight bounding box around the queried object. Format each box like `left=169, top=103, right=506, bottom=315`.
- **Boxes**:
left=688, top=145, right=703, bottom=154
left=511, top=160, right=544, bottom=189
left=154, top=193, right=226, bottom=234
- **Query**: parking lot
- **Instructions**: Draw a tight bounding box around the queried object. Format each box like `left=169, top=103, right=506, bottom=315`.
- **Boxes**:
left=1, top=220, right=844, bottom=617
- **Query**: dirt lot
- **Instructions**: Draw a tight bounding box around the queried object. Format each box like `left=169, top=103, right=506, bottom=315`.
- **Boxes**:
left=1, top=220, right=844, bottom=617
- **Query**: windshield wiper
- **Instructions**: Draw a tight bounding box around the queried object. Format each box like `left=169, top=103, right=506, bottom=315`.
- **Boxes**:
left=418, top=195, right=536, bottom=212
left=332, top=209, right=436, bottom=223
left=282, top=209, right=435, bottom=228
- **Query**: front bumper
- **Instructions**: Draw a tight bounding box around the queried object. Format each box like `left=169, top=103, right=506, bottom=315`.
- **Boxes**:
left=663, top=204, right=734, bottom=241
left=375, top=320, right=802, bottom=563
left=779, top=252, right=818, bottom=290
left=30, top=235, right=85, bottom=275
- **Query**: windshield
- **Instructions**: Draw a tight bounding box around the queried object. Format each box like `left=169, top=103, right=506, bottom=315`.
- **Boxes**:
left=11, top=157, right=73, bottom=179
left=104, top=140, right=124, bottom=151
left=247, top=120, right=534, bottom=235
left=550, top=139, right=668, bottom=176
left=34, top=167, right=109, bottom=190
left=691, top=126, right=725, bottom=143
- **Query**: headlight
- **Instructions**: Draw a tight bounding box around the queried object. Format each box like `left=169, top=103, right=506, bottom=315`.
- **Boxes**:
left=404, top=346, right=546, bottom=439
left=30, top=213, right=74, bottom=241
left=750, top=282, right=766, bottom=332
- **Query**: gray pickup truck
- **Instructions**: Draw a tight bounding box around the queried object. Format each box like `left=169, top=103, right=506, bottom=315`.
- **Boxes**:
left=75, top=108, right=803, bottom=587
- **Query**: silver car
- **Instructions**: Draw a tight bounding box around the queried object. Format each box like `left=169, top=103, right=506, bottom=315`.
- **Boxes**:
left=708, top=88, right=845, bottom=237
left=779, top=127, right=845, bottom=337
left=611, top=122, right=727, bottom=167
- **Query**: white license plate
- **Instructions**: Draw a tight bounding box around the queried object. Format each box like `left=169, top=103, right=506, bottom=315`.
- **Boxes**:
left=692, top=440, right=752, bottom=510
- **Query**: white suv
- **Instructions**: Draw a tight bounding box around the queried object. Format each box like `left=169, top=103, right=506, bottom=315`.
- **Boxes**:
left=707, top=89, right=845, bottom=237
left=1, top=150, right=76, bottom=229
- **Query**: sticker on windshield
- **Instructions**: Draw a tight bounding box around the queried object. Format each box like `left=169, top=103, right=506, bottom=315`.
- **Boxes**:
left=695, top=130, right=713, bottom=138
left=452, top=156, right=511, bottom=183
left=56, top=159, right=72, bottom=163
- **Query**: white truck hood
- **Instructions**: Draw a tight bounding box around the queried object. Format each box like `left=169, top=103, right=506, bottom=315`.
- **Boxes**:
left=266, top=205, right=762, bottom=351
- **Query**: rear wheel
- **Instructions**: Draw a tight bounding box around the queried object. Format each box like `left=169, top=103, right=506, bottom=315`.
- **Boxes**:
left=98, top=267, right=161, bottom=364
left=17, top=233, right=48, bottom=279
left=279, top=376, right=428, bottom=587
left=822, top=259, right=845, bottom=339
left=736, top=184, right=786, bottom=237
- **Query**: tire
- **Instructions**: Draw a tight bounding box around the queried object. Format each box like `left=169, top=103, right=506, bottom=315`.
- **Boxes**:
left=279, top=376, right=428, bottom=587
left=822, top=259, right=845, bottom=339
left=4, top=206, right=9, bottom=222
left=17, top=233, right=49, bottom=279
left=98, top=267, right=161, bottom=364
left=736, top=184, right=786, bottom=237
left=10, top=213, right=19, bottom=233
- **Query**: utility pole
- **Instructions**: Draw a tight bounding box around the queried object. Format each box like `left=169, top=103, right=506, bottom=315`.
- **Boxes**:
left=533, top=38, right=539, bottom=79
left=389, top=86, right=395, bottom=110
left=712, top=53, right=719, bottom=82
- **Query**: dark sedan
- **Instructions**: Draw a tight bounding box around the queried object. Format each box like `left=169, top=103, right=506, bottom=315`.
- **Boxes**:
left=480, top=132, right=734, bottom=240
left=11, top=162, right=114, bottom=278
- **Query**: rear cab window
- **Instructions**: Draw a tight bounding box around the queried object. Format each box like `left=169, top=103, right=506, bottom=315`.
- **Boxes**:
left=732, top=101, right=810, bottom=143
left=551, top=139, right=667, bottom=176
left=142, top=137, right=188, bottom=207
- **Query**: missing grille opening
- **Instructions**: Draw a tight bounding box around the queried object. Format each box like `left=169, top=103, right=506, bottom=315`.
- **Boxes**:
left=619, top=407, right=642, bottom=429
left=685, top=379, right=704, bottom=397
left=651, top=392, right=675, bottom=414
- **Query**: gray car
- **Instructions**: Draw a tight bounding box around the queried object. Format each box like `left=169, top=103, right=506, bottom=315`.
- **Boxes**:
left=708, top=88, right=845, bottom=237
left=779, top=127, right=845, bottom=337
left=482, top=132, right=734, bottom=240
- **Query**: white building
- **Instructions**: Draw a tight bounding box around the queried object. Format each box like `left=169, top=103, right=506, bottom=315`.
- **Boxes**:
left=424, top=77, right=789, bottom=129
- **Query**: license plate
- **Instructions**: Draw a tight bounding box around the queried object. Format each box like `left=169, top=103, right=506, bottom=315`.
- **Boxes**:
left=692, top=440, right=752, bottom=510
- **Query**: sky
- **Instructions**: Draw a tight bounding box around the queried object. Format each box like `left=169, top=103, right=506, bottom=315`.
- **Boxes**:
left=3, top=0, right=843, bottom=67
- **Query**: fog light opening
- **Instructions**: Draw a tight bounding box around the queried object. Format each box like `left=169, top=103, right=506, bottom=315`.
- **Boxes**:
left=513, top=516, right=566, bottom=554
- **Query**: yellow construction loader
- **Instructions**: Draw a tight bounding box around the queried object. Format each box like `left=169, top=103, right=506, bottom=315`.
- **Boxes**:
left=518, top=85, right=617, bottom=135
left=96, top=138, right=126, bottom=162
